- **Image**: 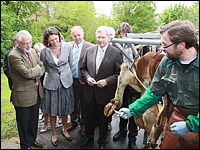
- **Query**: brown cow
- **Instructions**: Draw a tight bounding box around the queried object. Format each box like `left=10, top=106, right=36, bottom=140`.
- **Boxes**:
left=104, top=52, right=171, bottom=148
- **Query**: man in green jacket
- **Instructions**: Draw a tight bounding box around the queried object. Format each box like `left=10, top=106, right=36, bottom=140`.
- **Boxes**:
left=118, top=20, right=199, bottom=149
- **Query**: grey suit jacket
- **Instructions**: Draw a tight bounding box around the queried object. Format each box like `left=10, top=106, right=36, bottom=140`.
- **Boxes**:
left=40, top=41, right=73, bottom=90
left=80, top=44, right=123, bottom=104
left=8, top=47, right=45, bottom=107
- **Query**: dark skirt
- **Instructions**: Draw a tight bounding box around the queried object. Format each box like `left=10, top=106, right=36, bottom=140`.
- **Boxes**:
left=42, top=83, right=74, bottom=116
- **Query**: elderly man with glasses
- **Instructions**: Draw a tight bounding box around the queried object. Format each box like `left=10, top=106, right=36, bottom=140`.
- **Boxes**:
left=8, top=30, right=45, bottom=149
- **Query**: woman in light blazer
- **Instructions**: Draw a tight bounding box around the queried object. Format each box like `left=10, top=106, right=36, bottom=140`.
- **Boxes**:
left=40, top=27, right=74, bottom=146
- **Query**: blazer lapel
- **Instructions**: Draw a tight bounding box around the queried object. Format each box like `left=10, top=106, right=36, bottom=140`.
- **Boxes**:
left=57, top=43, right=64, bottom=66
left=92, top=45, right=98, bottom=75
left=79, top=42, right=86, bottom=61
left=18, top=48, right=33, bottom=67
left=46, top=47, right=56, bottom=65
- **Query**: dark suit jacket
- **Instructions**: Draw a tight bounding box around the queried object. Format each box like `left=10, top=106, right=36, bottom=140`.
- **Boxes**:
left=3, top=49, right=13, bottom=90
left=80, top=44, right=123, bottom=104
left=77, top=41, right=94, bottom=84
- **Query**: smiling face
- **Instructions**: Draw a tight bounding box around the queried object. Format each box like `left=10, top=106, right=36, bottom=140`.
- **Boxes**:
left=71, top=27, right=84, bottom=44
left=96, top=30, right=110, bottom=48
left=47, top=34, right=60, bottom=47
left=17, top=36, right=32, bottom=52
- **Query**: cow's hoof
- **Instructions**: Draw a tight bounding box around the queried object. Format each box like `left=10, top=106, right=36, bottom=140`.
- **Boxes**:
left=104, top=102, right=113, bottom=117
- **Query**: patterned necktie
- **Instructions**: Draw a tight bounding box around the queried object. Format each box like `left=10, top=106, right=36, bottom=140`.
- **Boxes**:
left=26, top=52, right=32, bottom=64
left=96, top=48, right=104, bottom=74
left=71, top=44, right=79, bottom=78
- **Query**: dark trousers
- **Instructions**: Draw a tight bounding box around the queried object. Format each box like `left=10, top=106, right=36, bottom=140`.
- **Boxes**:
left=119, top=85, right=141, bottom=139
left=85, top=94, right=108, bottom=145
left=14, top=99, right=40, bottom=149
left=71, top=78, right=86, bottom=128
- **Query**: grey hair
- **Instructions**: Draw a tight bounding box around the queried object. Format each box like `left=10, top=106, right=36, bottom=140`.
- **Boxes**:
left=70, top=26, right=84, bottom=34
left=108, top=27, right=116, bottom=37
left=16, top=30, right=32, bottom=41
left=96, top=26, right=110, bottom=37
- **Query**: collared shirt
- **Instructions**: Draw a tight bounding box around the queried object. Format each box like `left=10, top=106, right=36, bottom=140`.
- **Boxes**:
left=72, top=41, right=84, bottom=78
left=129, top=46, right=199, bottom=133
left=151, top=49, right=199, bottom=110
left=95, top=44, right=109, bottom=74
left=130, top=45, right=199, bottom=111
left=97, top=43, right=108, bottom=56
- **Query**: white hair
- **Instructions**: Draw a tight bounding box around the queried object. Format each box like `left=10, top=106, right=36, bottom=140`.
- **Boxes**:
left=16, top=30, right=32, bottom=41
left=108, top=27, right=116, bottom=38
left=70, top=26, right=84, bottom=34
left=96, top=26, right=110, bottom=37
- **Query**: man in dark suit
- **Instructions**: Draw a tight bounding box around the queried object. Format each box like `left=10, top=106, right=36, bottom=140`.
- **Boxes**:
left=8, top=30, right=45, bottom=149
left=80, top=26, right=123, bottom=149
left=3, top=35, right=17, bottom=102
left=69, top=26, right=94, bottom=136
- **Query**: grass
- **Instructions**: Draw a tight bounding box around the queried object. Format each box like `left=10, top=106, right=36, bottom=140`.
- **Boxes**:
left=1, top=70, right=18, bottom=140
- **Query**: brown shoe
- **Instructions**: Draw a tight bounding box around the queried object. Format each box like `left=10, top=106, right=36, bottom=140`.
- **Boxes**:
left=80, top=127, right=85, bottom=136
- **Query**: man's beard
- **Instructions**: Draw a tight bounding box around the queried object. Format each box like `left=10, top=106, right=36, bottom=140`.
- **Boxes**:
left=165, top=49, right=182, bottom=61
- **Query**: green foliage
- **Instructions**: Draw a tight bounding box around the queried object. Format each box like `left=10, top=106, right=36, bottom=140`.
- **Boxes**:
left=1, top=71, right=18, bottom=139
left=1, top=1, right=43, bottom=58
left=49, top=1, right=97, bottom=43
left=185, top=2, right=199, bottom=29
left=1, top=1, right=199, bottom=60
left=158, top=3, right=187, bottom=25
left=158, top=2, right=199, bottom=29
left=112, top=1, right=157, bottom=33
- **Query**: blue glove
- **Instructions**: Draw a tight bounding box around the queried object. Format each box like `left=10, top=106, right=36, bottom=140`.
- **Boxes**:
left=119, top=108, right=132, bottom=119
left=170, top=121, right=189, bottom=136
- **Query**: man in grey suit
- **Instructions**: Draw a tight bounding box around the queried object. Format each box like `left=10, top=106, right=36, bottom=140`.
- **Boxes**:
left=80, top=26, right=123, bottom=149
left=8, top=30, right=45, bottom=149
left=69, top=26, right=94, bottom=136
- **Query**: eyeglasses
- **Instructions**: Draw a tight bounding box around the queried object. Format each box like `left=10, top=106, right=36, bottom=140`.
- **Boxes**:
left=162, top=43, right=174, bottom=49
left=20, top=41, right=32, bottom=46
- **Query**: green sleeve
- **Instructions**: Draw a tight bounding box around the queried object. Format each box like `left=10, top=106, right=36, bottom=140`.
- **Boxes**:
left=128, top=86, right=161, bottom=117
left=186, top=113, right=199, bottom=132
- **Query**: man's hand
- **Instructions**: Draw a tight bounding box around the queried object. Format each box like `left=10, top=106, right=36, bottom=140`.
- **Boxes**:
left=170, top=121, right=189, bottom=136
left=96, top=79, right=107, bottom=88
left=87, top=77, right=97, bottom=86
left=118, top=108, right=132, bottom=119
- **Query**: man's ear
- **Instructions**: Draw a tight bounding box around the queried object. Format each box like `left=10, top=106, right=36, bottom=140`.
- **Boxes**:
left=177, top=42, right=185, bottom=50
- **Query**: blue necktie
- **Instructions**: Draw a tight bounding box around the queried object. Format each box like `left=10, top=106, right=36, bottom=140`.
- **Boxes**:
left=71, top=44, right=79, bottom=78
